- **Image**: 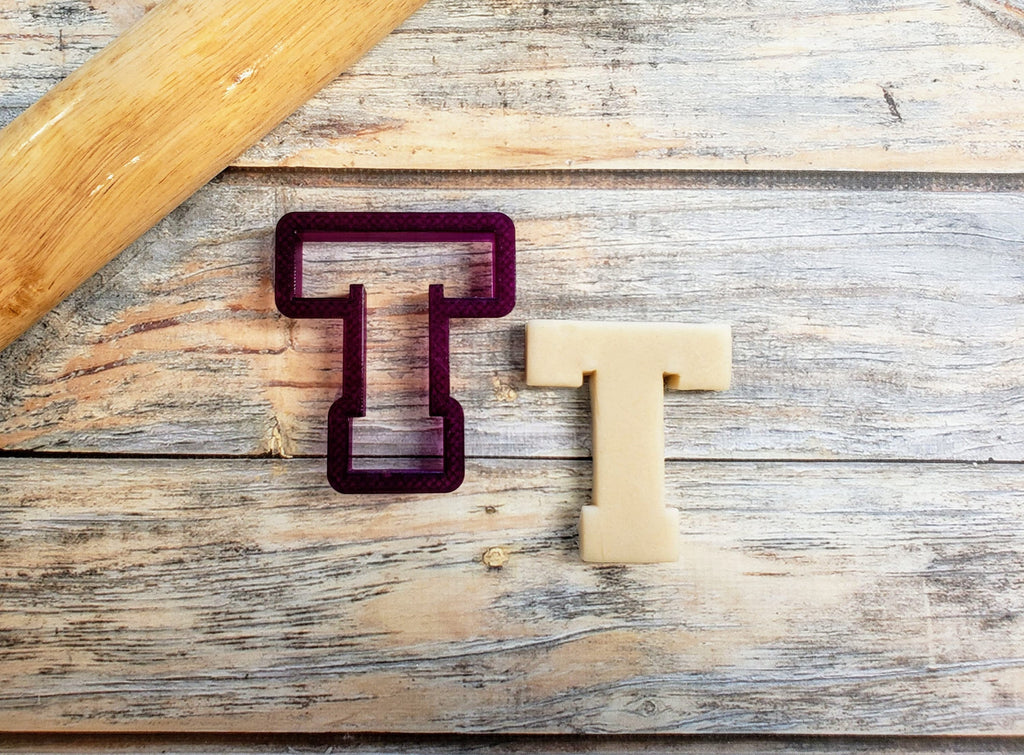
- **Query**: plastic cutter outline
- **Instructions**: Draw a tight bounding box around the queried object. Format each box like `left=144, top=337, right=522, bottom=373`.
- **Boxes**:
left=274, top=211, right=516, bottom=494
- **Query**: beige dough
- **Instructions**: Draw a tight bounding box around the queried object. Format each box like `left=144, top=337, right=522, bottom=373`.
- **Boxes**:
left=526, top=320, right=732, bottom=564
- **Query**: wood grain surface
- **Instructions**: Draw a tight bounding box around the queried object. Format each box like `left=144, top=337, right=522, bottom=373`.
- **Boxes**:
left=3, top=0, right=1024, bottom=171
left=2, top=457, right=1023, bottom=732
left=2, top=0, right=1024, bottom=742
left=0, top=185, right=1021, bottom=461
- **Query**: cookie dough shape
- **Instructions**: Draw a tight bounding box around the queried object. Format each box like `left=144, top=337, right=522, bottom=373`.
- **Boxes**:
left=526, top=320, right=732, bottom=563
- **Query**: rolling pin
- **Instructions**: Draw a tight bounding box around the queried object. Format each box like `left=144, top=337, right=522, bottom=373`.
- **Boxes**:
left=0, top=0, right=429, bottom=351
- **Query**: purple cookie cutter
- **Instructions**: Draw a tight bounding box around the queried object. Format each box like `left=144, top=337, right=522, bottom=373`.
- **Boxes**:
left=274, top=211, right=516, bottom=494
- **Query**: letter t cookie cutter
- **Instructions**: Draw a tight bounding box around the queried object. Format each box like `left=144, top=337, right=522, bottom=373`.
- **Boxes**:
left=274, top=211, right=516, bottom=494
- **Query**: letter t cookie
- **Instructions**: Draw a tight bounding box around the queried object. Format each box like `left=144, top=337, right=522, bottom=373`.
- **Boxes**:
left=526, top=321, right=731, bottom=564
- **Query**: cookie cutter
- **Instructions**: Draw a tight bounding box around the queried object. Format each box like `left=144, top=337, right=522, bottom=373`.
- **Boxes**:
left=274, top=211, right=516, bottom=494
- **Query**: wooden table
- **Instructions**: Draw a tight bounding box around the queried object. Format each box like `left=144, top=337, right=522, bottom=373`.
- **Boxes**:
left=2, top=0, right=1024, bottom=750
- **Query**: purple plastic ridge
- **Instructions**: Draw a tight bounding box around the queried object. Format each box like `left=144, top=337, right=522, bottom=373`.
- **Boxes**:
left=274, top=211, right=516, bottom=494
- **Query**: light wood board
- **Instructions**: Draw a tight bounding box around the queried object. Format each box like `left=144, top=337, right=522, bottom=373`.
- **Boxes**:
left=0, top=185, right=1021, bottom=461
left=3, top=0, right=1024, bottom=171
left=2, top=457, right=1023, bottom=732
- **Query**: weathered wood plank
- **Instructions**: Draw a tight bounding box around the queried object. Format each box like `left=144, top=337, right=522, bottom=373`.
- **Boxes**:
left=3, top=0, right=1024, bottom=171
left=0, top=185, right=1021, bottom=461
left=1, top=457, right=1022, bottom=732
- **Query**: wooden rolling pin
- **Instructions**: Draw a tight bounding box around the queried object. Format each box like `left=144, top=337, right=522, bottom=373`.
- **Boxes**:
left=0, top=0, right=429, bottom=350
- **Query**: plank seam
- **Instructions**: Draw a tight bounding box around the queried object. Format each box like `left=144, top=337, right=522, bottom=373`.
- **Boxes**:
left=0, top=450, right=1021, bottom=465
left=217, top=168, right=1024, bottom=193
left=4, top=732, right=1024, bottom=753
